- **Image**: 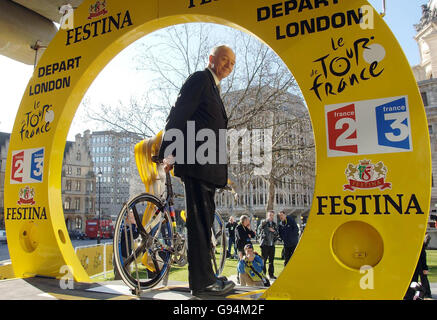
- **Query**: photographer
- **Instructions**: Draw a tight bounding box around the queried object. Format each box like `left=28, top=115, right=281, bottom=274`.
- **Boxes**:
left=235, top=215, right=256, bottom=259
left=258, top=210, right=279, bottom=279
left=237, top=244, right=267, bottom=287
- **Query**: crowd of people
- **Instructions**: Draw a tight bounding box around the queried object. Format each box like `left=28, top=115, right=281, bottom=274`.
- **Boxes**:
left=225, top=210, right=301, bottom=287
left=227, top=211, right=434, bottom=299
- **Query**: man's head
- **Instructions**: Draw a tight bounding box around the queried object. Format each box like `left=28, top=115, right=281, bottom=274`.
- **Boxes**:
left=229, top=216, right=235, bottom=223
left=279, top=211, right=286, bottom=221
left=244, top=243, right=254, bottom=256
left=267, top=210, right=275, bottom=221
left=208, top=45, right=236, bottom=81
left=240, top=215, right=250, bottom=227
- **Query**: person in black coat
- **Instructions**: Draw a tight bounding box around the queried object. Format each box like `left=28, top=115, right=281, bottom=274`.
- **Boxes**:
left=235, top=215, right=256, bottom=259
left=278, top=211, right=300, bottom=266
left=226, top=216, right=238, bottom=258
left=258, top=211, right=279, bottom=279
left=158, top=45, right=236, bottom=297
left=114, top=210, right=139, bottom=280
left=404, top=233, right=432, bottom=300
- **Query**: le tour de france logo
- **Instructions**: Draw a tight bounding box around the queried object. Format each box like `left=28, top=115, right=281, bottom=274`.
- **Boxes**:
left=343, top=159, right=391, bottom=191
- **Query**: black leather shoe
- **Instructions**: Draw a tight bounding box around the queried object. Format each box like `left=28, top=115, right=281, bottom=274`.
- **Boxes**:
left=191, top=279, right=235, bottom=297
left=216, top=275, right=228, bottom=282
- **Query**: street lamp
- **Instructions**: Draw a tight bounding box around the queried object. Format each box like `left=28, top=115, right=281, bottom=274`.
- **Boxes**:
left=97, top=168, right=102, bottom=244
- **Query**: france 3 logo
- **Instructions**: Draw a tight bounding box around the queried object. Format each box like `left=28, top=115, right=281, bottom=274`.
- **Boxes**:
left=10, top=147, right=44, bottom=184
left=325, top=96, right=412, bottom=157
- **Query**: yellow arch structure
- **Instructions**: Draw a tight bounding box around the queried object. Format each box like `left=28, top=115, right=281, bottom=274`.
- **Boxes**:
left=4, top=0, right=430, bottom=299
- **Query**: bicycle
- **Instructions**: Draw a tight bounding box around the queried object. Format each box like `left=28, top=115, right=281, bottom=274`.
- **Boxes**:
left=113, top=156, right=230, bottom=295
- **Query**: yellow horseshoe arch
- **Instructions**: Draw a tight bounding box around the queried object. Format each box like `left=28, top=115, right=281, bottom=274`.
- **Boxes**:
left=4, top=0, right=430, bottom=299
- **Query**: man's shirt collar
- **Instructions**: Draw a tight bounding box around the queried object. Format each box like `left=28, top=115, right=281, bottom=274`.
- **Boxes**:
left=207, top=67, right=220, bottom=86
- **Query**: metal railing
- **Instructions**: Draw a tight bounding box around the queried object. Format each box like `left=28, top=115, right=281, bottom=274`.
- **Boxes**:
left=75, top=242, right=114, bottom=279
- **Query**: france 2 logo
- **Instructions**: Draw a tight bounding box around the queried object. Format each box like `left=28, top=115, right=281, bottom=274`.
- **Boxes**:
left=10, top=147, right=45, bottom=184
left=325, top=96, right=412, bottom=157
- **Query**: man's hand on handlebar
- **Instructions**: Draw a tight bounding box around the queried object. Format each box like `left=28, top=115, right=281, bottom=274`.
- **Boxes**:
left=163, top=156, right=174, bottom=173
left=152, top=155, right=174, bottom=173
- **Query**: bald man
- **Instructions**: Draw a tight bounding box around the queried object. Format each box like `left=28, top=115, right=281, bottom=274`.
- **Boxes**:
left=158, top=45, right=236, bottom=297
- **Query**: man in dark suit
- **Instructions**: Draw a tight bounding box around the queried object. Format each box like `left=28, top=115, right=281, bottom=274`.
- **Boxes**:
left=158, top=45, right=236, bottom=297
left=278, top=211, right=300, bottom=266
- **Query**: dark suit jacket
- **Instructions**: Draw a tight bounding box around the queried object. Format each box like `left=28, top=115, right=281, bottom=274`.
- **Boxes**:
left=235, top=224, right=256, bottom=252
left=158, top=69, right=228, bottom=188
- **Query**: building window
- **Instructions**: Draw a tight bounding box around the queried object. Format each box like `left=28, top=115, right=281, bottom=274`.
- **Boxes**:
left=66, top=180, right=72, bottom=191
left=64, top=198, right=71, bottom=210
left=67, top=166, right=72, bottom=175
left=429, top=125, right=433, bottom=135
left=77, top=167, right=81, bottom=176
left=75, top=217, right=82, bottom=230
left=76, top=181, right=81, bottom=191
left=75, top=198, right=80, bottom=210
left=421, top=92, right=429, bottom=106
left=76, top=152, right=81, bottom=161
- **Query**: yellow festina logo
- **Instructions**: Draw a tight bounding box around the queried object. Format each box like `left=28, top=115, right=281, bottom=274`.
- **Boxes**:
left=88, top=0, right=107, bottom=20
left=344, top=160, right=391, bottom=191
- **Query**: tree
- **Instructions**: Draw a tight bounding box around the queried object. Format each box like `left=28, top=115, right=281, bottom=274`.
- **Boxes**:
left=225, top=88, right=315, bottom=215
left=83, top=23, right=315, bottom=216
left=83, top=94, right=164, bottom=139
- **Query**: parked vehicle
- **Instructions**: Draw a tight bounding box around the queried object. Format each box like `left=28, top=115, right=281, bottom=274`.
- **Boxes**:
left=0, top=230, right=7, bottom=243
left=68, top=229, right=86, bottom=240
left=85, top=219, right=114, bottom=239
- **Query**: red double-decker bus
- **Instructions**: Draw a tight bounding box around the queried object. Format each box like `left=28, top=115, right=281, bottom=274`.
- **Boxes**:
left=85, top=219, right=114, bottom=239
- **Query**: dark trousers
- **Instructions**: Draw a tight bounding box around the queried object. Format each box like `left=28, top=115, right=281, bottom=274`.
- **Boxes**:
left=404, top=267, right=432, bottom=299
left=261, top=245, right=275, bottom=276
left=228, top=236, right=237, bottom=256
left=283, top=245, right=296, bottom=266
left=184, top=176, right=217, bottom=291
left=420, top=272, right=432, bottom=298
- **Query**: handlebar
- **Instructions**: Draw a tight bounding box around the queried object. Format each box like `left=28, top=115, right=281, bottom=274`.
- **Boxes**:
left=219, top=185, right=233, bottom=192
left=152, top=155, right=237, bottom=198
left=151, top=155, right=162, bottom=164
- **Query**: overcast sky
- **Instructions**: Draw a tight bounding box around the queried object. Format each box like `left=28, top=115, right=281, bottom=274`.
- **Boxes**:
left=0, top=0, right=429, bottom=141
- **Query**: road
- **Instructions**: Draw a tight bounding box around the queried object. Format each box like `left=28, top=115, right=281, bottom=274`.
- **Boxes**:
left=0, top=239, right=113, bottom=262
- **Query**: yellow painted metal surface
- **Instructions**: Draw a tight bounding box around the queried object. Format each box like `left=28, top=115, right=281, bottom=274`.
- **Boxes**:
left=0, top=262, right=16, bottom=280
left=4, top=0, right=429, bottom=299
left=105, top=244, right=114, bottom=273
left=76, top=245, right=104, bottom=277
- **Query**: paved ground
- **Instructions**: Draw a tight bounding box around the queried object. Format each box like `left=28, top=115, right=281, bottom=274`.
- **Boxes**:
left=0, top=274, right=434, bottom=300
left=0, top=241, right=435, bottom=300
left=0, top=277, right=264, bottom=300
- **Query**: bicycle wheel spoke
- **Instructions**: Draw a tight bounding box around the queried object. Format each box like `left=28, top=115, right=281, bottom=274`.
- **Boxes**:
left=131, top=204, right=149, bottom=238
left=150, top=249, right=169, bottom=273
left=211, top=247, right=218, bottom=274
left=113, top=193, right=173, bottom=291
left=123, top=240, right=147, bottom=269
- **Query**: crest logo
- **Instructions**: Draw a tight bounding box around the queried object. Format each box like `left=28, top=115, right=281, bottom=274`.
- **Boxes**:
left=17, top=186, right=36, bottom=205
left=88, top=0, right=107, bottom=20
left=344, top=160, right=391, bottom=191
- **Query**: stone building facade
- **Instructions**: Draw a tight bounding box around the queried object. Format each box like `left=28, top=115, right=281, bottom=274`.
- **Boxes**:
left=86, top=130, right=143, bottom=218
left=412, top=0, right=437, bottom=247
left=61, top=131, right=96, bottom=232
left=413, top=0, right=437, bottom=216
left=0, top=133, right=10, bottom=229
left=217, top=87, right=315, bottom=225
